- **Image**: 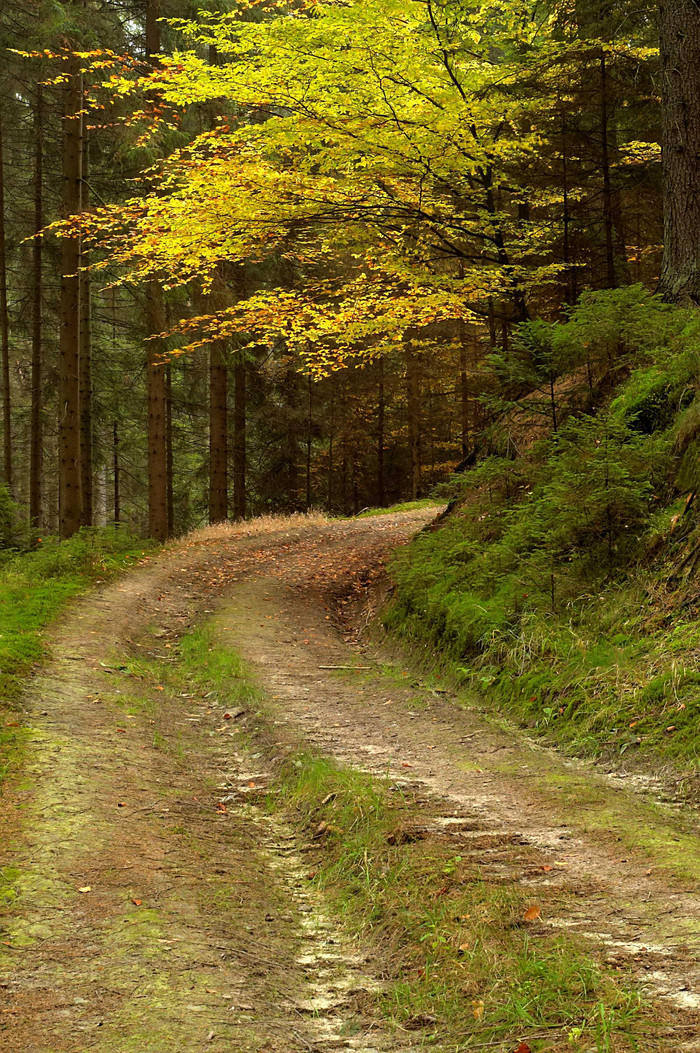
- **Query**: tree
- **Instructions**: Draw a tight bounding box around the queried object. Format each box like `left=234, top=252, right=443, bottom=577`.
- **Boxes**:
left=58, top=50, right=83, bottom=539
left=658, top=0, right=700, bottom=302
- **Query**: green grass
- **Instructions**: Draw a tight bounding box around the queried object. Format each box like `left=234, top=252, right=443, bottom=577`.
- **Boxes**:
left=0, top=527, right=156, bottom=786
left=355, top=498, right=441, bottom=518
left=385, top=530, right=700, bottom=773
left=273, top=754, right=645, bottom=1052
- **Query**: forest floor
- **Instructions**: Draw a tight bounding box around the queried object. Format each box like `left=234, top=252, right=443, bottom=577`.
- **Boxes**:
left=2, top=509, right=700, bottom=1052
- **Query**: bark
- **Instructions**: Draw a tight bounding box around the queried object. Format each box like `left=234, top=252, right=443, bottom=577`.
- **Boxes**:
left=459, top=342, right=469, bottom=457
left=232, top=356, right=246, bottom=520
left=145, top=0, right=161, bottom=59
left=561, top=115, right=573, bottom=306
left=327, top=377, right=335, bottom=509
left=658, top=0, right=700, bottom=302
left=144, top=0, right=168, bottom=538
left=113, top=420, right=120, bottom=525
left=58, top=58, right=83, bottom=539
left=79, top=114, right=92, bottom=526
left=305, top=373, right=313, bottom=511
left=0, top=106, right=11, bottom=491
left=166, top=360, right=174, bottom=534
left=406, top=350, right=421, bottom=500
left=209, top=342, right=228, bottom=522
left=146, top=283, right=168, bottom=541
left=600, top=48, right=617, bottom=288
left=30, top=87, right=43, bottom=529
left=377, top=358, right=385, bottom=506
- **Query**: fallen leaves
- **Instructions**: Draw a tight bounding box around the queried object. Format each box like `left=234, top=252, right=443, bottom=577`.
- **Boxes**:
left=522, top=904, right=541, bottom=923
left=131, top=897, right=142, bottom=906
left=77, top=886, right=92, bottom=894
left=513, top=1043, right=532, bottom=1053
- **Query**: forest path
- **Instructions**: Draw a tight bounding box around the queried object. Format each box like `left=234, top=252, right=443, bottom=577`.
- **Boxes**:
left=2, top=510, right=700, bottom=1051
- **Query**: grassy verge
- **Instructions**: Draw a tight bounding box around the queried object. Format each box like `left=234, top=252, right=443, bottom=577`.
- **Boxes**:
left=385, top=526, right=700, bottom=779
left=355, top=498, right=441, bottom=518
left=0, top=528, right=156, bottom=785
left=160, top=622, right=648, bottom=1053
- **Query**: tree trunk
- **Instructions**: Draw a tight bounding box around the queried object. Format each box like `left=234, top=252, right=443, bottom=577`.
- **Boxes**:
left=658, top=0, right=700, bottom=302
left=145, top=0, right=161, bottom=60
left=58, top=58, right=83, bottom=539
left=144, top=0, right=168, bottom=539
left=600, top=49, right=617, bottom=288
left=79, top=113, right=92, bottom=526
left=113, top=420, right=120, bottom=526
left=146, top=284, right=168, bottom=541
left=305, top=373, right=313, bottom=511
left=377, top=358, right=385, bottom=506
left=232, top=356, right=246, bottom=519
left=209, top=342, right=228, bottom=522
left=406, top=350, right=421, bottom=500
left=0, top=106, right=12, bottom=492
left=166, top=360, right=174, bottom=534
left=459, top=342, right=469, bottom=457
left=327, top=376, right=335, bottom=510
left=30, top=87, right=43, bottom=529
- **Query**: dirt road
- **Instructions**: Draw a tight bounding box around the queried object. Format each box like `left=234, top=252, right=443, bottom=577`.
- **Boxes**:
left=2, top=511, right=700, bottom=1052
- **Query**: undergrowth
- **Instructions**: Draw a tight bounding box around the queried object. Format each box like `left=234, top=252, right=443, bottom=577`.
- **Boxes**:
left=386, top=287, right=700, bottom=776
left=0, top=527, right=155, bottom=786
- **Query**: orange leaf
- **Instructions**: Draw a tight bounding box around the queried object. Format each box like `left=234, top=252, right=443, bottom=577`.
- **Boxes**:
left=514, top=1044, right=532, bottom=1053
left=131, top=898, right=142, bottom=906
left=522, top=905, right=541, bottom=923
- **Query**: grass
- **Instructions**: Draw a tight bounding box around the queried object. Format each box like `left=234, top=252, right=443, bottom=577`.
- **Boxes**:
left=0, top=527, right=156, bottom=786
left=385, top=528, right=700, bottom=777
left=355, top=498, right=441, bottom=518
left=273, top=754, right=646, bottom=1052
left=161, top=622, right=648, bottom=1052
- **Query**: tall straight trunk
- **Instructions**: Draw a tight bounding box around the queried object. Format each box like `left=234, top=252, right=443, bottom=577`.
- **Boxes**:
left=341, top=444, right=348, bottom=515
left=658, top=0, right=700, bottom=301
left=166, top=360, right=174, bottom=534
left=377, top=358, right=385, bottom=506
left=406, top=350, right=421, bottom=500
left=600, top=49, right=616, bottom=288
left=459, top=342, right=469, bottom=456
left=305, top=373, right=313, bottom=511
left=209, top=343, right=228, bottom=522
left=327, top=377, right=335, bottom=510
left=146, top=283, right=168, bottom=541
left=58, top=58, right=83, bottom=538
left=561, top=115, right=573, bottom=306
left=232, top=357, right=246, bottom=520
left=599, top=49, right=629, bottom=289
left=487, top=297, right=497, bottom=349
left=144, top=0, right=168, bottom=538
left=0, top=107, right=12, bottom=491
left=145, top=0, right=161, bottom=60
left=113, top=420, right=120, bottom=525
left=79, top=114, right=92, bottom=526
left=30, top=87, right=44, bottom=529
